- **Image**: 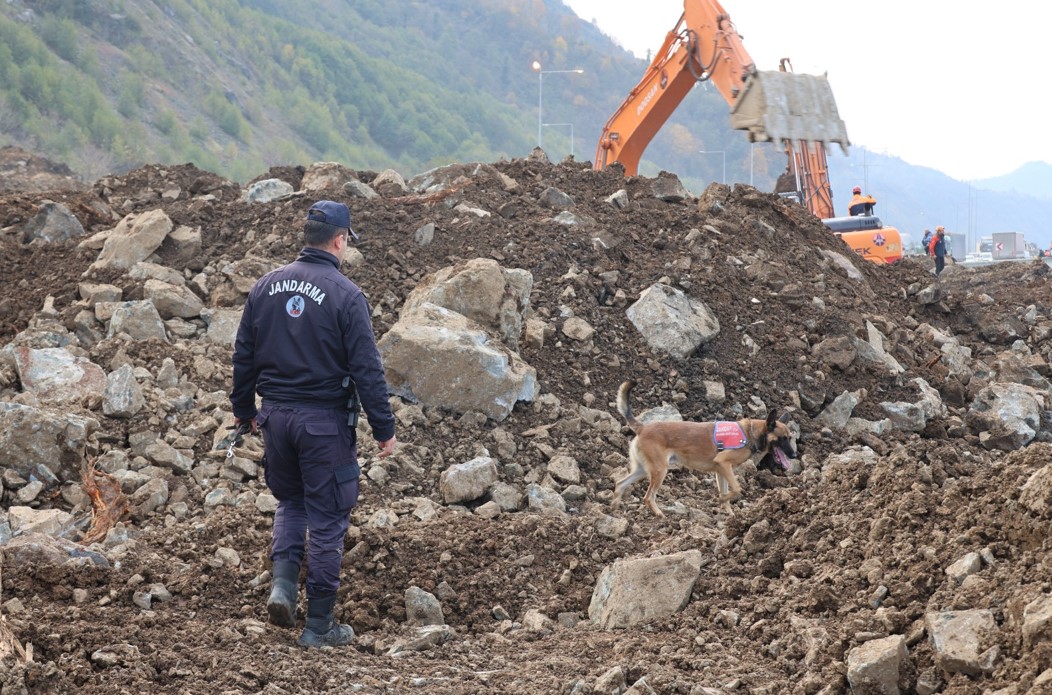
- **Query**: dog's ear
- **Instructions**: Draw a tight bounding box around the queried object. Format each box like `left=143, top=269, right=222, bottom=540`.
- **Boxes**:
left=766, top=410, right=778, bottom=430
left=778, top=412, right=791, bottom=424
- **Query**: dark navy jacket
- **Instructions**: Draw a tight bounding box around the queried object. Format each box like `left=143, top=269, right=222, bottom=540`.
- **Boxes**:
left=230, top=247, right=395, bottom=442
left=932, top=235, right=948, bottom=258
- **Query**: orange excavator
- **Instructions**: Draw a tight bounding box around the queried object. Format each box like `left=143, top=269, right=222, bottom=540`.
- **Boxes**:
left=593, top=0, right=902, bottom=264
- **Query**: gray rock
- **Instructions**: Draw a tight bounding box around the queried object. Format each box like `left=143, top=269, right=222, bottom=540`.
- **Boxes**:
left=242, top=178, right=294, bottom=203
left=439, top=456, right=498, bottom=505
left=379, top=303, right=537, bottom=421
left=589, top=550, right=704, bottom=629
left=89, top=209, right=173, bottom=272
left=108, top=301, right=168, bottom=341
left=847, top=635, right=908, bottom=695
left=11, top=346, right=107, bottom=404
left=626, top=283, right=719, bottom=359
left=22, top=201, right=85, bottom=243
left=526, top=483, right=567, bottom=516
left=405, top=586, right=445, bottom=626
left=103, top=364, right=145, bottom=418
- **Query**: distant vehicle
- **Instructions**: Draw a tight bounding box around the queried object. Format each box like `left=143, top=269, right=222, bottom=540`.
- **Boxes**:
left=992, top=232, right=1027, bottom=260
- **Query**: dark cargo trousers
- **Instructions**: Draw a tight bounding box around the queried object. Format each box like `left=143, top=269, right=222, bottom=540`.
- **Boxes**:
left=256, top=403, right=360, bottom=599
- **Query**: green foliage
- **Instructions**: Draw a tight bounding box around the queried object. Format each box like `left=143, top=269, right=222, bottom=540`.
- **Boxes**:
left=0, top=0, right=743, bottom=186
left=290, top=99, right=335, bottom=153
left=188, top=117, right=210, bottom=142
left=203, top=90, right=250, bottom=141
left=89, top=108, right=121, bottom=146
left=125, top=44, right=165, bottom=78
left=116, top=70, right=146, bottom=118
left=154, top=109, right=178, bottom=135
left=38, top=15, right=79, bottom=63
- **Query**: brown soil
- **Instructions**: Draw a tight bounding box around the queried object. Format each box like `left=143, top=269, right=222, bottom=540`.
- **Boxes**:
left=2, top=150, right=1051, bottom=694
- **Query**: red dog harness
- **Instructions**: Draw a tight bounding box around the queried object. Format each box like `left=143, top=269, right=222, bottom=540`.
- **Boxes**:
left=713, top=421, right=748, bottom=451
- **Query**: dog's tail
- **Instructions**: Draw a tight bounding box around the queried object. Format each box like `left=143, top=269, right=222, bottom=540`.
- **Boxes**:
left=616, top=380, right=642, bottom=430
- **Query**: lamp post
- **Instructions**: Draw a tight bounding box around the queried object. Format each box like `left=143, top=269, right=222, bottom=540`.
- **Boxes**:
left=542, top=123, right=575, bottom=158
left=749, top=143, right=754, bottom=186
left=699, top=149, right=726, bottom=184
left=532, top=62, right=583, bottom=150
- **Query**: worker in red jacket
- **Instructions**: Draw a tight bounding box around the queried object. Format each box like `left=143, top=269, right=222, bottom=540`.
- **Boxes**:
left=930, top=226, right=949, bottom=275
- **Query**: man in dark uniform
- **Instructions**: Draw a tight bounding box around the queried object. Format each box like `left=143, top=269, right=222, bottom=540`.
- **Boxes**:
left=230, top=200, right=396, bottom=648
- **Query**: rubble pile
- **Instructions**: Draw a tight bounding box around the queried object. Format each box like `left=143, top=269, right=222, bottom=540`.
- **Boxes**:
left=1, top=148, right=1051, bottom=694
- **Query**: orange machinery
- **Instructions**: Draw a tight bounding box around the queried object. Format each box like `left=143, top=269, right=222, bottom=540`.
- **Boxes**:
left=593, top=0, right=902, bottom=264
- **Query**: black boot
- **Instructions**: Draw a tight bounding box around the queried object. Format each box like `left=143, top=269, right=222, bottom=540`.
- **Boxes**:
left=267, top=560, right=299, bottom=628
left=297, top=594, right=355, bottom=648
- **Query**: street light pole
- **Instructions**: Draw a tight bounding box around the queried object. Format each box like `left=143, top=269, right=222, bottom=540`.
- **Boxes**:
left=532, top=62, right=583, bottom=150
left=699, top=150, right=726, bottom=184
left=533, top=61, right=543, bottom=147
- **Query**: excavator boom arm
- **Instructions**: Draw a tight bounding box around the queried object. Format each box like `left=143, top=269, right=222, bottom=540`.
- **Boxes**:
left=594, top=0, right=848, bottom=177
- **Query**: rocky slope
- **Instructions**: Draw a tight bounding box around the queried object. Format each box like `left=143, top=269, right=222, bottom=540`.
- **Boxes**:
left=1, top=149, right=1051, bottom=694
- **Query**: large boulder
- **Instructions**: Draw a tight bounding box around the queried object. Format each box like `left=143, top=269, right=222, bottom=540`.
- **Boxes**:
left=926, top=609, right=997, bottom=677
left=21, top=201, right=85, bottom=243
left=626, top=283, right=720, bottom=359
left=0, top=403, right=98, bottom=483
left=589, top=550, right=704, bottom=629
left=300, top=161, right=355, bottom=192
left=378, top=303, right=537, bottom=421
left=400, top=259, right=532, bottom=350
left=88, top=209, right=173, bottom=272
left=966, top=382, right=1042, bottom=450
left=11, top=346, right=107, bottom=404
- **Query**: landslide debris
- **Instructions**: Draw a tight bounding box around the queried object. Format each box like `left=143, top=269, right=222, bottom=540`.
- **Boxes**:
left=1, top=150, right=1051, bottom=694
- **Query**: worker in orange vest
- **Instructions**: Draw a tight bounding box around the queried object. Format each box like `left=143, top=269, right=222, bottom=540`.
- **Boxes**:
left=847, top=186, right=877, bottom=216
left=930, top=227, right=948, bottom=275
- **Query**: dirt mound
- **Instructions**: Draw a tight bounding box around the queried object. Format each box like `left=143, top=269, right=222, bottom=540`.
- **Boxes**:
left=0, top=146, right=88, bottom=194
left=2, top=150, right=1052, bottom=693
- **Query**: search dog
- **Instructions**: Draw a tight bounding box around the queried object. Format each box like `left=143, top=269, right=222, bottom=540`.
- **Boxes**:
left=612, top=380, right=796, bottom=517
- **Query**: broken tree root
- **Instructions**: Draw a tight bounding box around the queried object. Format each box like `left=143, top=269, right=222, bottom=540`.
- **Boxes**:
left=79, top=458, right=128, bottom=546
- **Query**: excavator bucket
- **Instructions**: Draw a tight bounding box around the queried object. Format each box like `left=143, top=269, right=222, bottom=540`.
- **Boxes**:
left=729, top=71, right=849, bottom=153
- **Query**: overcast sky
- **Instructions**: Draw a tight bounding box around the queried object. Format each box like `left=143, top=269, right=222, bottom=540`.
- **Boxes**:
left=563, top=0, right=1048, bottom=182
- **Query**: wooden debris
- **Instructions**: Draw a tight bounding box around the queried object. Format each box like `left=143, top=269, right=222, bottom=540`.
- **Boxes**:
left=0, top=555, right=32, bottom=663
left=79, top=458, right=128, bottom=546
left=390, top=184, right=466, bottom=206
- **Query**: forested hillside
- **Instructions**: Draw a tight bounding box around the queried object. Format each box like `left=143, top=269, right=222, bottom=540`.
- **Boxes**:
left=0, top=0, right=764, bottom=185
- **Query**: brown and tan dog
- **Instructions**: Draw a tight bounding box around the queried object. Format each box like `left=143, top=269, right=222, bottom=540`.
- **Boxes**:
left=612, top=380, right=796, bottom=517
